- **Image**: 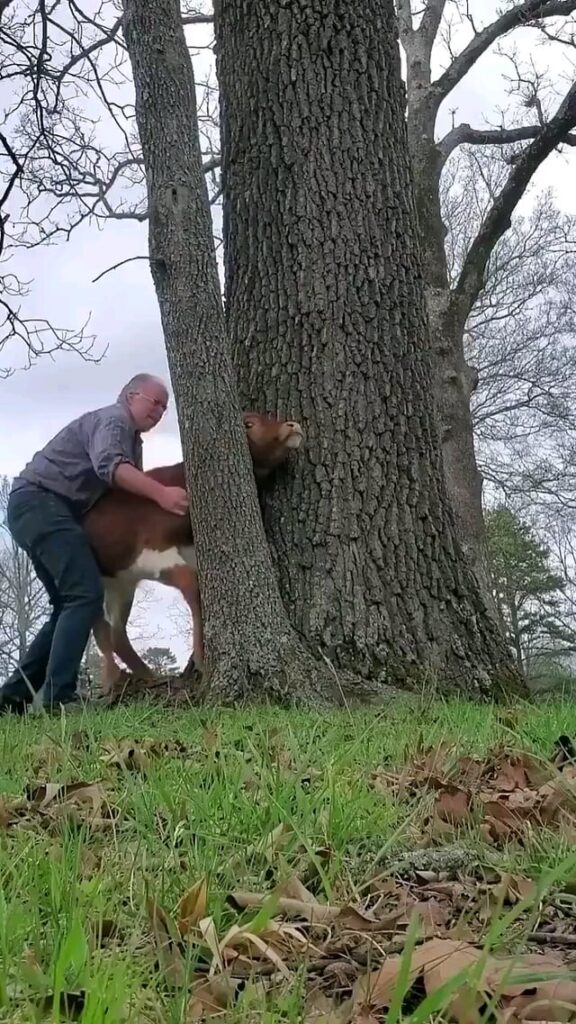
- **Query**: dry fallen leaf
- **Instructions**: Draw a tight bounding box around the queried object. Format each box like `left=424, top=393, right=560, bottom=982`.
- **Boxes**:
left=178, top=878, right=208, bottom=936
left=25, top=780, right=117, bottom=826
left=354, top=938, right=576, bottom=1024
left=304, top=990, right=353, bottom=1023
left=101, top=739, right=151, bottom=773
left=186, top=975, right=238, bottom=1021
left=146, top=895, right=186, bottom=986
left=371, top=741, right=576, bottom=846
left=435, top=786, right=472, bottom=826
left=0, top=795, right=21, bottom=828
left=489, top=952, right=576, bottom=1022
left=229, top=889, right=403, bottom=932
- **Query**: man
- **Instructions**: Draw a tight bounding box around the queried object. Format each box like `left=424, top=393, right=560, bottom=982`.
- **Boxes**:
left=0, top=373, right=188, bottom=715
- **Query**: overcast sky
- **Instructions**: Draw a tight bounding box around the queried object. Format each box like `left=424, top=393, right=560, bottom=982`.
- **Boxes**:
left=1, top=1, right=574, bottom=667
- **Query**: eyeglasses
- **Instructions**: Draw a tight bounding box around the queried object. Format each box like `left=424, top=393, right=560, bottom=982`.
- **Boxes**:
left=134, top=391, right=167, bottom=413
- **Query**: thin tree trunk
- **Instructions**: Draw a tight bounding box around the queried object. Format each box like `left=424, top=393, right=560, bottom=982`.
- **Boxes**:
left=407, top=97, right=495, bottom=614
left=214, top=0, right=526, bottom=699
left=509, top=599, right=525, bottom=674
left=121, top=0, right=350, bottom=707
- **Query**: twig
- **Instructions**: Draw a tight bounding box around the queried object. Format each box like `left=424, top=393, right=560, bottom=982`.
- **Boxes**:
left=529, top=931, right=576, bottom=947
left=92, top=255, right=148, bottom=283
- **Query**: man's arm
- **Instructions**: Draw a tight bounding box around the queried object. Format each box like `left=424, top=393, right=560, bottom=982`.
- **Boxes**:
left=88, top=416, right=188, bottom=514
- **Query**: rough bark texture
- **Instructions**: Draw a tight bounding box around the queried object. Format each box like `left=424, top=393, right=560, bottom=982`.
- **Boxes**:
left=214, top=0, right=526, bottom=699
left=398, top=3, right=576, bottom=611
left=121, top=0, right=349, bottom=707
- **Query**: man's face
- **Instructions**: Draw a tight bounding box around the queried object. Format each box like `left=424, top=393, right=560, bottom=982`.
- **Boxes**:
left=127, top=379, right=169, bottom=432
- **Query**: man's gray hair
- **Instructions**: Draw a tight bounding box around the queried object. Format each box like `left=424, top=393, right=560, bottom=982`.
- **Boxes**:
left=117, top=373, right=165, bottom=403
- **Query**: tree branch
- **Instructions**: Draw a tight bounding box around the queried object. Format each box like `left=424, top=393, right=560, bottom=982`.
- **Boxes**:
left=439, top=121, right=576, bottom=160
left=453, top=81, right=576, bottom=319
left=181, top=13, right=213, bottom=25
left=419, top=0, right=447, bottom=49
left=396, top=0, right=414, bottom=41
left=434, top=0, right=576, bottom=101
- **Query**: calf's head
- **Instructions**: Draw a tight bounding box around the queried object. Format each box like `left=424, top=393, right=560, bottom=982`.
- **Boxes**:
left=144, top=411, right=303, bottom=489
left=243, top=411, right=303, bottom=479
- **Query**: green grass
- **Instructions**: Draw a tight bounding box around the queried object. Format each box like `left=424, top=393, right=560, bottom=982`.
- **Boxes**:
left=1, top=697, right=576, bottom=1021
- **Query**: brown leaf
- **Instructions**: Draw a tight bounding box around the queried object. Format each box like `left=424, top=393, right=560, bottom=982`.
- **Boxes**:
left=229, top=890, right=402, bottom=932
left=186, top=975, right=238, bottom=1020
left=178, top=878, right=208, bottom=936
left=146, top=895, right=186, bottom=986
left=506, top=977, right=576, bottom=1022
left=26, top=780, right=116, bottom=824
left=277, top=875, right=318, bottom=903
left=405, top=899, right=451, bottom=935
left=219, top=922, right=293, bottom=978
left=539, top=778, right=576, bottom=824
left=352, top=953, right=419, bottom=1010
left=489, top=953, right=576, bottom=1022
left=101, top=740, right=150, bottom=773
left=482, top=800, right=526, bottom=836
left=493, top=760, right=529, bottom=792
left=435, top=786, right=472, bottom=825
left=353, top=939, right=484, bottom=1013
left=455, top=755, right=486, bottom=787
left=495, top=874, right=538, bottom=905
left=0, top=795, right=20, bottom=828
left=304, top=990, right=353, bottom=1023
left=521, top=752, right=557, bottom=790
left=422, top=937, right=488, bottom=994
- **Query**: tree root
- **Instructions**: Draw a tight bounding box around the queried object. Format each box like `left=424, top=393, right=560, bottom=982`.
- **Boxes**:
left=192, top=638, right=373, bottom=708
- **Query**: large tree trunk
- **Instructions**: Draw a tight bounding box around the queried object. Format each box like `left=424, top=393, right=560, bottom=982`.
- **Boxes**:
left=121, top=0, right=349, bottom=707
left=214, top=0, right=526, bottom=699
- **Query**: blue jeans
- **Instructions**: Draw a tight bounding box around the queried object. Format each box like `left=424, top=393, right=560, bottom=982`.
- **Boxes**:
left=1, top=485, right=104, bottom=708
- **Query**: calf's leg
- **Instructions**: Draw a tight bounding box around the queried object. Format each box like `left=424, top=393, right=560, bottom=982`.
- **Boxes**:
left=92, top=616, right=121, bottom=696
left=93, top=578, right=154, bottom=693
left=160, top=563, right=204, bottom=671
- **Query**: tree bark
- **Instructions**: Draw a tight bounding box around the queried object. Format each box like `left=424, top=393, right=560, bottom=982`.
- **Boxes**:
left=398, top=12, right=496, bottom=612
left=399, top=6, right=576, bottom=614
left=120, top=0, right=348, bottom=707
left=214, top=0, right=526, bottom=699
left=510, top=599, right=525, bottom=675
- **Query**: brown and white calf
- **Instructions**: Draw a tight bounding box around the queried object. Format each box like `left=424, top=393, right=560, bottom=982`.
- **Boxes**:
left=83, top=411, right=303, bottom=693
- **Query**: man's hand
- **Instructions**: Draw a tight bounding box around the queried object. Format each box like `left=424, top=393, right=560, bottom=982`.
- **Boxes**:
left=113, top=463, right=190, bottom=515
left=157, top=486, right=189, bottom=516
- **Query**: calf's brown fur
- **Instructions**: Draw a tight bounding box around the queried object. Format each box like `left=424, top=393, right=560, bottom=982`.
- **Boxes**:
left=83, top=411, right=303, bottom=693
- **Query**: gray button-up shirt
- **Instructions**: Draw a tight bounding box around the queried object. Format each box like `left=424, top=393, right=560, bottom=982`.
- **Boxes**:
left=11, top=398, right=143, bottom=515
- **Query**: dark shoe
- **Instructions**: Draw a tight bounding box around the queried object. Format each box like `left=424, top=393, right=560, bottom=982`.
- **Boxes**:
left=40, top=694, right=85, bottom=715
left=0, top=687, right=31, bottom=716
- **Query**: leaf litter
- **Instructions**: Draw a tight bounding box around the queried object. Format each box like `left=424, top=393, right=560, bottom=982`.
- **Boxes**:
left=4, top=732, right=576, bottom=1021
left=371, top=735, right=576, bottom=845
left=138, top=835, right=576, bottom=1023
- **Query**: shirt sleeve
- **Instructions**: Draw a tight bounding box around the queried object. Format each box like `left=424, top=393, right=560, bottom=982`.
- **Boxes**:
left=87, top=413, right=139, bottom=484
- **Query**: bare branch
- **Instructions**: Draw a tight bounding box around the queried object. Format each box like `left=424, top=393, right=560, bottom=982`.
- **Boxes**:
left=434, top=0, right=576, bottom=101
left=92, top=254, right=148, bottom=283
left=181, top=13, right=213, bottom=25
left=453, top=81, right=576, bottom=316
left=396, top=0, right=414, bottom=41
left=439, top=121, right=576, bottom=160
left=418, top=0, right=447, bottom=48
